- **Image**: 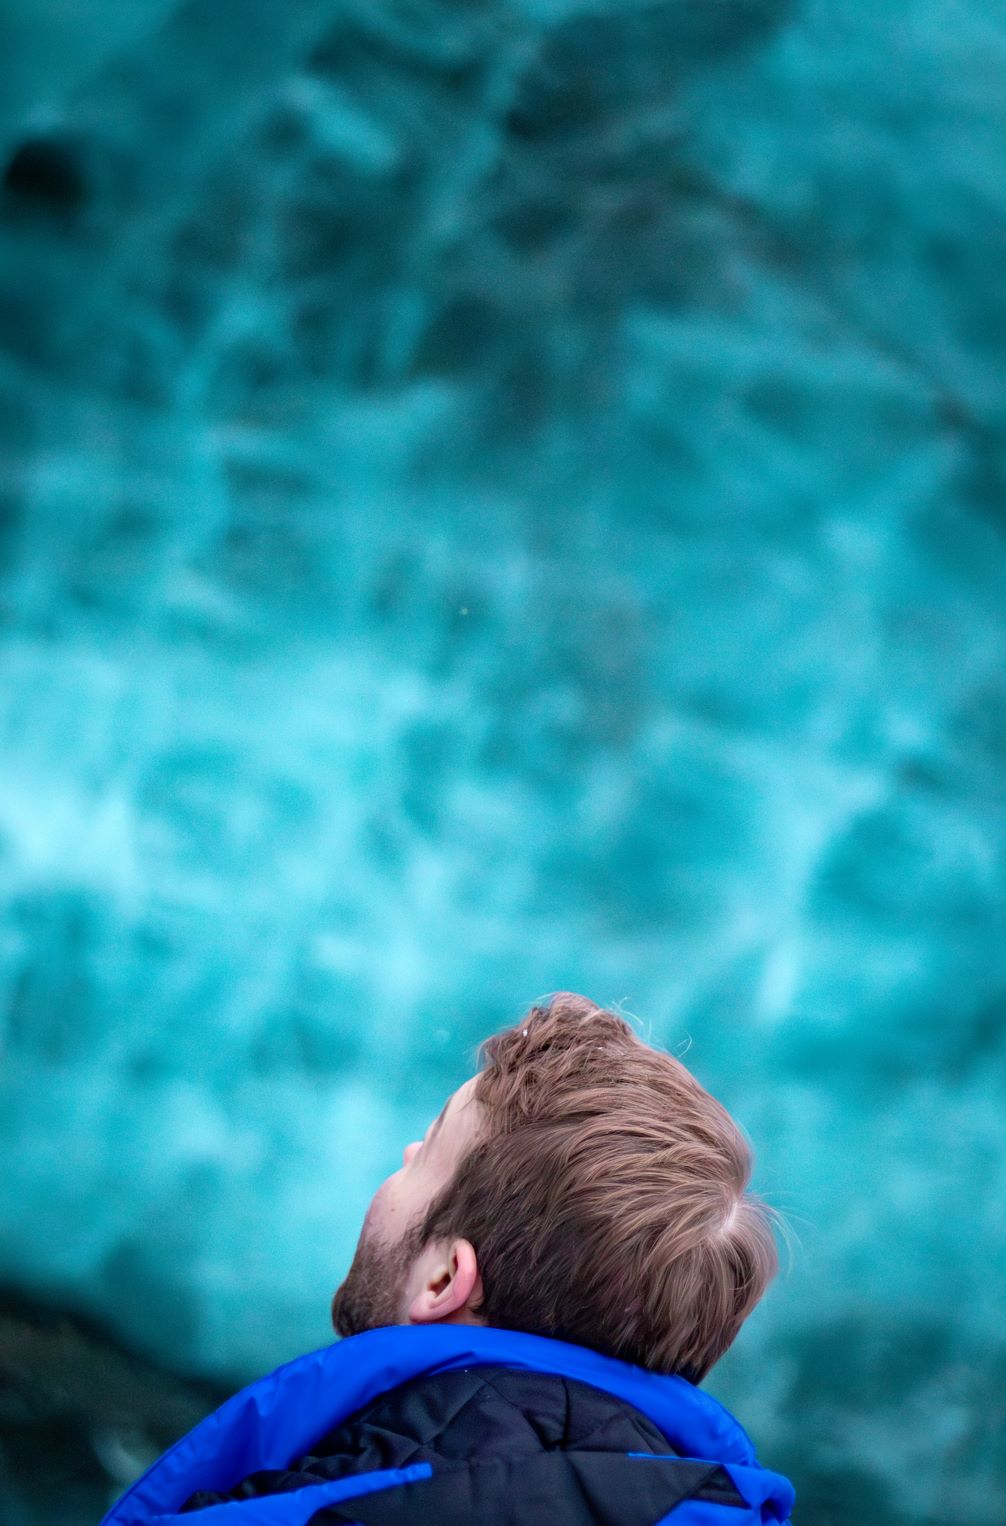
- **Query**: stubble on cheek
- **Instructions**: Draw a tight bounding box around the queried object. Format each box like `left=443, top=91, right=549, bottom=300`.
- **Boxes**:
left=330, top=1215, right=425, bottom=1338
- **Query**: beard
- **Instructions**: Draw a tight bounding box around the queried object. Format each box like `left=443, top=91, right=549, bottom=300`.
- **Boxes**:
left=330, top=1216, right=425, bottom=1339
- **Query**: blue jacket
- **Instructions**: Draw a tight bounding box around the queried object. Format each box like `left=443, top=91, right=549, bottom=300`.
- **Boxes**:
left=101, top=1325, right=795, bottom=1525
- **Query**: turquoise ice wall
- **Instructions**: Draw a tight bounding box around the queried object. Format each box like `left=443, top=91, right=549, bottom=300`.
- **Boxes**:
left=1, top=3, right=1005, bottom=1523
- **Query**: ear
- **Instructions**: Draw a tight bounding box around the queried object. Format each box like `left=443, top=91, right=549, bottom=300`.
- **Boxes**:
left=407, top=1238, right=483, bottom=1325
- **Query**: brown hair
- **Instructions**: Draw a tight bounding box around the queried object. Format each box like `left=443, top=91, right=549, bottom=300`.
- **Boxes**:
left=420, top=993, right=783, bottom=1383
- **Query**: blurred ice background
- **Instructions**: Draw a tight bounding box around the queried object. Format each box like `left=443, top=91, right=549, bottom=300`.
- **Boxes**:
left=1, top=2, right=1005, bottom=1522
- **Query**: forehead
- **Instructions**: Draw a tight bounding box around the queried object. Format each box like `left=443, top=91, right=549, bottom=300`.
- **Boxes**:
left=437, top=1075, right=481, bottom=1145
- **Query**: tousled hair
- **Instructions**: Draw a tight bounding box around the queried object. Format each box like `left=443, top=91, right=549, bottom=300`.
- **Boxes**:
left=420, top=993, right=783, bottom=1383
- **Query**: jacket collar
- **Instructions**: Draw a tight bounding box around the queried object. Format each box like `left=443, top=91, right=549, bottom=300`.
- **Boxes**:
left=102, top=1324, right=793, bottom=1524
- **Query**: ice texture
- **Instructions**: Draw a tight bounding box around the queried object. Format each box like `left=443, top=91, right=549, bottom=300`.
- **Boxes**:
left=1, top=2, right=1005, bottom=1522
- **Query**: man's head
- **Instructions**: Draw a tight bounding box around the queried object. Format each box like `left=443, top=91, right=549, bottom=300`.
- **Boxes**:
left=331, top=993, right=782, bottom=1382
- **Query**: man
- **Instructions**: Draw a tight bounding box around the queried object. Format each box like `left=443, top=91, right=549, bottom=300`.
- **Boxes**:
left=103, top=994, right=795, bottom=1524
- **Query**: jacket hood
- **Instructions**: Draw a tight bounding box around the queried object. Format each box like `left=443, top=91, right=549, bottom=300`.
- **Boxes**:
left=101, top=1324, right=795, bottom=1525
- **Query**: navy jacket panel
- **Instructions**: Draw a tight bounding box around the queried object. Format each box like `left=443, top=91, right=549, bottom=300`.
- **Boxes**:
left=180, top=1364, right=683, bottom=1509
